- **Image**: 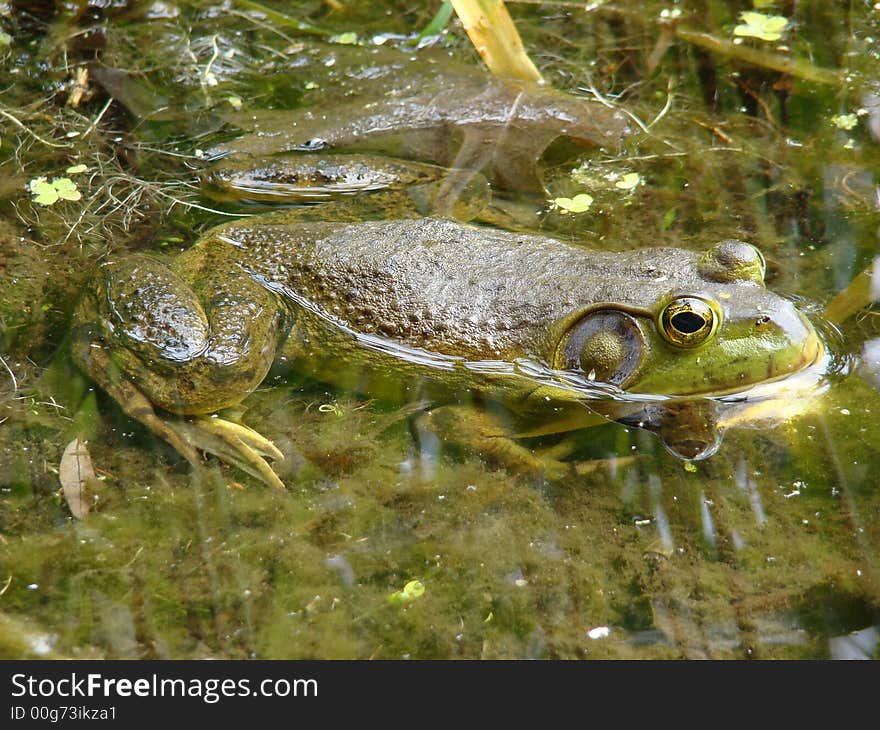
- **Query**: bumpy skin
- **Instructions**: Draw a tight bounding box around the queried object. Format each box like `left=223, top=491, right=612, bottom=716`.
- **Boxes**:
left=202, top=154, right=455, bottom=204
left=203, top=216, right=818, bottom=389
left=72, top=214, right=822, bottom=485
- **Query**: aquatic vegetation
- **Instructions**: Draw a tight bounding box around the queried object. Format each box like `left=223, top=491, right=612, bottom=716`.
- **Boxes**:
left=28, top=177, right=82, bottom=206
left=551, top=193, right=594, bottom=213
left=830, top=113, right=859, bottom=131
left=614, top=173, right=643, bottom=191
left=389, top=580, right=426, bottom=605
left=0, top=0, right=878, bottom=661
left=733, top=12, right=789, bottom=43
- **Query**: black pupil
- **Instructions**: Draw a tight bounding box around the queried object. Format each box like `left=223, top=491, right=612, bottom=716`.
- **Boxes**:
left=671, top=311, right=706, bottom=334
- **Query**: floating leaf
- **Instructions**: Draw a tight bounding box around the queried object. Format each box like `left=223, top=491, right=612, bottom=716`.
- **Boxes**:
left=59, top=437, right=95, bottom=519
left=552, top=193, right=594, bottom=213
left=615, top=172, right=643, bottom=190
left=329, top=31, right=358, bottom=45
left=733, top=12, right=788, bottom=42
left=830, top=113, right=858, bottom=130
left=28, top=176, right=81, bottom=205
left=29, top=177, right=59, bottom=206
left=388, top=579, right=426, bottom=605
left=52, top=177, right=81, bottom=201
left=65, top=164, right=88, bottom=174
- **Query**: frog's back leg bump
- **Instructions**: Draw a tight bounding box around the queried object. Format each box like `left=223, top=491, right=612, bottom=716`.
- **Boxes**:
left=72, top=253, right=288, bottom=488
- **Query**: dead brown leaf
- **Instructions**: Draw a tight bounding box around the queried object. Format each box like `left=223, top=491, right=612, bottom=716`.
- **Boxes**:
left=59, top=437, right=96, bottom=519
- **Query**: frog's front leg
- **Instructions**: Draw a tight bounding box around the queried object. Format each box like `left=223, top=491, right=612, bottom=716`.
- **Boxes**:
left=419, top=405, right=571, bottom=480
left=71, top=247, right=287, bottom=489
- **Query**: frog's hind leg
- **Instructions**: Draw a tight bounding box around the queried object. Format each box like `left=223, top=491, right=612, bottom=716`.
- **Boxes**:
left=419, top=405, right=570, bottom=480
left=70, top=336, right=200, bottom=467
left=72, top=251, right=287, bottom=489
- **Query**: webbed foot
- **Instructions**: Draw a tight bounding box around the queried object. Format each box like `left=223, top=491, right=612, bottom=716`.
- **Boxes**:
left=169, top=416, right=286, bottom=490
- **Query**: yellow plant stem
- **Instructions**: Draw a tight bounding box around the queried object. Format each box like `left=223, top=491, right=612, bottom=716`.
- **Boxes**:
left=825, top=263, right=876, bottom=325
left=450, top=0, right=543, bottom=83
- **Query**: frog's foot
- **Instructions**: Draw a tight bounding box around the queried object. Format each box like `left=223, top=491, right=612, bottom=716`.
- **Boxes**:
left=71, top=335, right=285, bottom=489
left=534, top=438, right=640, bottom=476
left=169, top=416, right=286, bottom=490
left=421, top=405, right=571, bottom=480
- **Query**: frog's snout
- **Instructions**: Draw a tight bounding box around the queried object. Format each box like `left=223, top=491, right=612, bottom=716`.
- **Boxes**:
left=797, top=315, right=825, bottom=368
left=767, top=306, right=824, bottom=377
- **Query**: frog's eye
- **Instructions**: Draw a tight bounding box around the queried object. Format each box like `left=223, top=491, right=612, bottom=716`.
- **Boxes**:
left=658, top=296, right=719, bottom=348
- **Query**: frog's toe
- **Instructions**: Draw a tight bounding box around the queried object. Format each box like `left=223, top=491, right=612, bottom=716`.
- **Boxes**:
left=172, top=416, right=286, bottom=490
left=540, top=458, right=572, bottom=482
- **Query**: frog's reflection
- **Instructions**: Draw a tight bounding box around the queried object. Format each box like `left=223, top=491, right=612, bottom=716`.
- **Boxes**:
left=589, top=353, right=831, bottom=463
left=614, top=398, right=723, bottom=461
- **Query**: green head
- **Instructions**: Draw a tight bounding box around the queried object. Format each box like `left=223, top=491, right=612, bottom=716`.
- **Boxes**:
left=551, top=240, right=824, bottom=397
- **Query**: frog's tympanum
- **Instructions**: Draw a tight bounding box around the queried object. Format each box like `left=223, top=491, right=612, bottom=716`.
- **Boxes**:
left=72, top=213, right=824, bottom=488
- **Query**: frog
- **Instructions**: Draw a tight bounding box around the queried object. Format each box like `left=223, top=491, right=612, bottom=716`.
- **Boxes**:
left=71, top=205, right=824, bottom=489
left=70, top=56, right=827, bottom=487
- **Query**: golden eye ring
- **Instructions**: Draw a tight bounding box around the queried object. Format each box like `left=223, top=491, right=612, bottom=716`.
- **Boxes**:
left=658, top=296, right=719, bottom=348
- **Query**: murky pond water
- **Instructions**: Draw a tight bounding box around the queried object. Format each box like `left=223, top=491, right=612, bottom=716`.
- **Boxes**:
left=1, top=1, right=879, bottom=659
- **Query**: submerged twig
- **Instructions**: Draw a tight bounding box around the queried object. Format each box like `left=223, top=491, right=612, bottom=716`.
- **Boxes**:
left=647, top=80, right=675, bottom=129
left=82, top=97, right=113, bottom=138
left=0, top=355, right=18, bottom=392
left=673, top=27, right=845, bottom=88
left=580, top=79, right=650, bottom=134
left=0, top=108, right=73, bottom=149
